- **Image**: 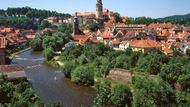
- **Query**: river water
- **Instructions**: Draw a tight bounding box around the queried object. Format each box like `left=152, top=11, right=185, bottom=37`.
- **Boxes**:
left=12, top=50, right=95, bottom=107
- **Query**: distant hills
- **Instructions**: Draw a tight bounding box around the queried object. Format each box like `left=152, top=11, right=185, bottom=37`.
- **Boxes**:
left=0, top=7, right=71, bottom=18
left=157, top=13, right=190, bottom=26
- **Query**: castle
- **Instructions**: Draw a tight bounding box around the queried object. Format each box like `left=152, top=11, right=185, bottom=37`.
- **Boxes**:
left=96, top=0, right=103, bottom=19
left=72, top=0, right=113, bottom=25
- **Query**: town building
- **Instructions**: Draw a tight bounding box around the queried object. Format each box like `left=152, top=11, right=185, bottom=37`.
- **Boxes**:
left=71, top=0, right=113, bottom=25
left=0, top=37, right=7, bottom=65
left=47, top=17, right=58, bottom=24
left=114, top=24, right=147, bottom=32
left=0, top=64, right=26, bottom=80
left=128, top=39, right=162, bottom=53
left=148, top=23, right=175, bottom=30
left=72, top=13, right=89, bottom=44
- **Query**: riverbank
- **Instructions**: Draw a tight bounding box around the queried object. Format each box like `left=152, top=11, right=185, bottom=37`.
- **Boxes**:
left=10, top=47, right=31, bottom=59
left=12, top=50, right=96, bottom=106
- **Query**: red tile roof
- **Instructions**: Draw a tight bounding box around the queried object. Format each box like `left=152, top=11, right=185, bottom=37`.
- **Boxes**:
left=0, top=27, right=13, bottom=33
left=129, top=39, right=162, bottom=49
left=104, top=20, right=115, bottom=27
left=25, top=34, right=36, bottom=40
left=6, top=33, right=26, bottom=44
left=74, top=12, right=95, bottom=17
left=175, top=33, right=188, bottom=39
left=148, top=23, right=175, bottom=29
left=111, top=40, right=120, bottom=45
left=161, top=42, right=173, bottom=55
left=102, top=29, right=114, bottom=39
left=158, top=29, right=171, bottom=37
left=90, top=38, right=102, bottom=44
left=73, top=35, right=89, bottom=43
left=15, top=29, right=21, bottom=34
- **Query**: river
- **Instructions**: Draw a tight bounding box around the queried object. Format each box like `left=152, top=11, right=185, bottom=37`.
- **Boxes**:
left=12, top=50, right=95, bottom=107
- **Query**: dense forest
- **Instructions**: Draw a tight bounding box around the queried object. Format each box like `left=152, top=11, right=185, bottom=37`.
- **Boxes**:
left=0, top=7, right=71, bottom=29
left=158, top=14, right=190, bottom=26
left=0, top=7, right=70, bottom=18
left=126, top=13, right=190, bottom=26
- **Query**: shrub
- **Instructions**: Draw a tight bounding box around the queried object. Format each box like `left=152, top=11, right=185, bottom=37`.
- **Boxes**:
left=94, top=79, right=112, bottom=107
left=110, top=84, right=132, bottom=107
left=43, top=47, right=54, bottom=61
left=71, top=65, right=94, bottom=86
left=61, top=60, right=77, bottom=78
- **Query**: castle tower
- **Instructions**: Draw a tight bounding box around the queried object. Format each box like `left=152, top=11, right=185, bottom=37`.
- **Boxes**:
left=96, top=0, right=103, bottom=19
left=73, top=12, right=79, bottom=35
left=73, top=12, right=85, bottom=35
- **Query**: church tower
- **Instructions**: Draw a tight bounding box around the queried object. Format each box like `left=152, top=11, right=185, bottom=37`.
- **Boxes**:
left=73, top=12, right=79, bottom=35
left=96, top=0, right=103, bottom=19
left=73, top=12, right=84, bottom=35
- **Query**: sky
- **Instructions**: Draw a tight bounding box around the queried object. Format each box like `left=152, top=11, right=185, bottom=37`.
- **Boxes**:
left=0, top=0, right=190, bottom=18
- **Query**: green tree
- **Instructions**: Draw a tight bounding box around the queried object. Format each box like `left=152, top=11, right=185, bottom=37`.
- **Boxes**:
left=94, top=79, right=112, bottom=107
left=178, top=74, right=190, bottom=91
left=71, top=65, right=94, bottom=86
left=110, top=84, right=132, bottom=107
left=114, top=54, right=130, bottom=69
left=43, top=47, right=54, bottom=61
left=61, top=60, right=77, bottom=78
left=176, top=91, right=190, bottom=107
left=40, top=20, right=51, bottom=29
left=99, top=56, right=112, bottom=77
left=132, top=76, right=176, bottom=107
left=30, top=36, right=43, bottom=51
left=84, top=22, right=100, bottom=32
left=113, top=12, right=122, bottom=23
left=160, top=63, right=183, bottom=84
left=186, top=49, right=190, bottom=56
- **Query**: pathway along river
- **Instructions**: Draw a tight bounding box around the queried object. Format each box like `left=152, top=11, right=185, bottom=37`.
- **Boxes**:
left=12, top=50, right=95, bottom=107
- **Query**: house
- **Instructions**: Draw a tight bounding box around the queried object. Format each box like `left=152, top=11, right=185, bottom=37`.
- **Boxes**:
left=172, top=26, right=183, bottom=34
left=47, top=17, right=58, bottom=24
left=72, top=12, right=96, bottom=25
left=89, top=37, right=103, bottom=44
left=72, top=12, right=90, bottom=45
left=109, top=39, right=120, bottom=49
left=178, top=42, right=190, bottom=53
left=119, top=41, right=130, bottom=51
left=175, top=32, right=189, bottom=42
left=121, top=16, right=128, bottom=23
left=102, top=28, right=115, bottom=40
left=115, top=24, right=147, bottom=32
left=73, top=35, right=89, bottom=44
left=0, top=27, right=14, bottom=34
left=161, top=42, right=173, bottom=56
left=104, top=19, right=115, bottom=27
left=0, top=64, right=26, bottom=80
left=157, top=29, right=171, bottom=41
left=0, top=37, right=7, bottom=65
left=129, top=39, right=162, bottom=53
left=6, top=33, right=26, bottom=47
left=148, top=23, right=175, bottom=30
left=25, top=34, right=36, bottom=40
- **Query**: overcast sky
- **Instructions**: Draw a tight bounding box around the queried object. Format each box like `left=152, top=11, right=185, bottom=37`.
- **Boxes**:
left=0, top=0, right=190, bottom=18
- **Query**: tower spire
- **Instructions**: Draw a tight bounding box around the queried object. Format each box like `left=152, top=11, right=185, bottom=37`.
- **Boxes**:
left=72, top=11, right=85, bottom=36
left=96, top=0, right=103, bottom=19
left=73, top=11, right=79, bottom=35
